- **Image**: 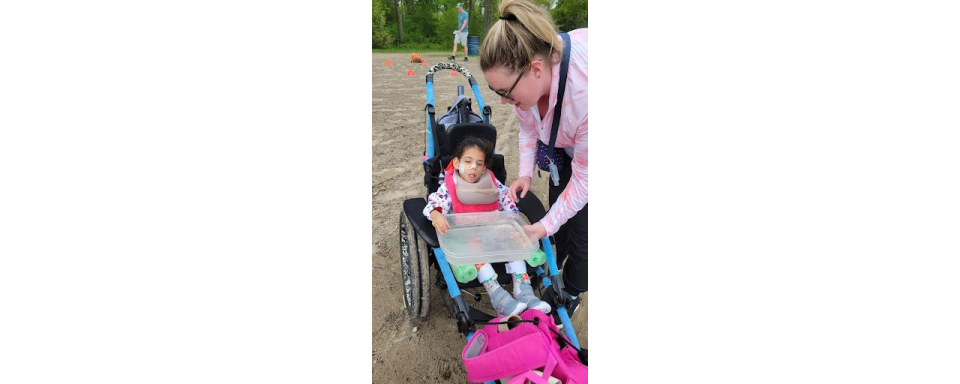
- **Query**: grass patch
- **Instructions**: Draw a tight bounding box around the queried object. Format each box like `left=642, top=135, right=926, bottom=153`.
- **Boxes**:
left=373, top=44, right=472, bottom=54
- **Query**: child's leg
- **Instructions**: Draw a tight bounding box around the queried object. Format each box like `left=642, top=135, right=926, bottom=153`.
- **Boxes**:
left=505, top=260, right=530, bottom=297
left=476, top=263, right=525, bottom=316
left=505, top=260, right=552, bottom=314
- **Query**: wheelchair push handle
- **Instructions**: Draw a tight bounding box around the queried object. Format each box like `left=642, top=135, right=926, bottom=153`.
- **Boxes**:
left=425, top=62, right=479, bottom=88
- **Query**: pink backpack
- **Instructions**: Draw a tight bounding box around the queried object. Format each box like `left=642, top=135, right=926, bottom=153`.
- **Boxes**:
left=461, top=309, right=588, bottom=383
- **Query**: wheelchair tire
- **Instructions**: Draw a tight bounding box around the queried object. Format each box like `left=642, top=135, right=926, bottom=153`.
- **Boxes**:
left=399, top=210, right=431, bottom=318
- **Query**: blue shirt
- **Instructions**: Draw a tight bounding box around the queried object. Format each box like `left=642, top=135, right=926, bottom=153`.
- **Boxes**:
left=458, top=11, right=469, bottom=35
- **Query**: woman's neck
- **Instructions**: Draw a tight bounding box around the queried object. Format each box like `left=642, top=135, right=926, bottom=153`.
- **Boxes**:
left=536, top=58, right=554, bottom=119
left=537, top=97, right=549, bottom=119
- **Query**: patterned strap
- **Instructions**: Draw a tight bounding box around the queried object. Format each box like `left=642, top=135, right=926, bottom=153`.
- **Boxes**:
left=429, top=62, right=473, bottom=78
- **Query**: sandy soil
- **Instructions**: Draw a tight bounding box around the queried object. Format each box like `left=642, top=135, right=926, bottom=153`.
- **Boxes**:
left=372, top=52, right=587, bottom=383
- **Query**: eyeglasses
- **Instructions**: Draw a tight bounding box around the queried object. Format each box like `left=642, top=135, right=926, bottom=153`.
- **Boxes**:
left=489, top=65, right=527, bottom=100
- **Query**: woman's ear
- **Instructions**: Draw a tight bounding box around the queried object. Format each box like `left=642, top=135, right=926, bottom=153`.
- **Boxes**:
left=530, top=59, right=544, bottom=79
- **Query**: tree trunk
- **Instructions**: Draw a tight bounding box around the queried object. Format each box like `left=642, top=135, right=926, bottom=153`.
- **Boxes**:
left=482, top=0, right=496, bottom=38
left=393, top=0, right=404, bottom=44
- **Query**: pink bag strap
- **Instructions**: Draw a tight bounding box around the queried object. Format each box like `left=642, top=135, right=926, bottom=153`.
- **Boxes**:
left=542, top=354, right=558, bottom=380
left=462, top=332, right=550, bottom=382
left=505, top=354, right=559, bottom=384
left=506, top=371, right=550, bottom=384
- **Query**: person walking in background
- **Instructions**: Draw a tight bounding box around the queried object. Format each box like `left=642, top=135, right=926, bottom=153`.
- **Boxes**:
left=449, top=3, right=469, bottom=62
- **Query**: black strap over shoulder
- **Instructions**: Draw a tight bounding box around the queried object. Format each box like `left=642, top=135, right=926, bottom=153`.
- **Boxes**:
left=548, top=32, right=572, bottom=153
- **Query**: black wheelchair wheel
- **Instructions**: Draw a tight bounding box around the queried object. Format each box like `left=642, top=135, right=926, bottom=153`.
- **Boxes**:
left=399, top=210, right=431, bottom=318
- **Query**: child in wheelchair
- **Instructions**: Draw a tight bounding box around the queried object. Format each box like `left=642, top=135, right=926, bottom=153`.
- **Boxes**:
left=423, top=136, right=551, bottom=316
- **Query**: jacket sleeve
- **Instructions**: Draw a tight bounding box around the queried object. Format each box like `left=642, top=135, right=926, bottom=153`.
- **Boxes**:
left=496, top=179, right=520, bottom=213
left=540, top=116, right=588, bottom=235
left=517, top=113, right=539, bottom=179
left=423, top=184, right=453, bottom=219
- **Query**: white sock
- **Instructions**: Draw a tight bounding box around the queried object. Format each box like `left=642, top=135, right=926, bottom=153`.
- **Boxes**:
left=505, top=260, right=527, bottom=297
left=476, top=263, right=495, bottom=283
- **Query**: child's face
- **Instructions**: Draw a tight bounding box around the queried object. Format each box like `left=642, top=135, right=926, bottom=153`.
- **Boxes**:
left=454, top=147, right=487, bottom=183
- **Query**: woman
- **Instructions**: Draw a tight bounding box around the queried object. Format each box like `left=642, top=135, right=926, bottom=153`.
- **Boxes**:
left=480, top=0, right=588, bottom=301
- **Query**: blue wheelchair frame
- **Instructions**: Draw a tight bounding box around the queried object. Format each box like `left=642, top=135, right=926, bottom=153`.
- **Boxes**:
left=425, top=63, right=492, bottom=159
left=423, top=64, right=581, bottom=381
left=433, top=241, right=581, bottom=348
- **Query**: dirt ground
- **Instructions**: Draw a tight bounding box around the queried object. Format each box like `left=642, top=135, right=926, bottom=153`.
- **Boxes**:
left=372, top=52, right=587, bottom=383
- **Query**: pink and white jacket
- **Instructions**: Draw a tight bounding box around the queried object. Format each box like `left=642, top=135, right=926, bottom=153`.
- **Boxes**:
left=516, top=28, right=588, bottom=236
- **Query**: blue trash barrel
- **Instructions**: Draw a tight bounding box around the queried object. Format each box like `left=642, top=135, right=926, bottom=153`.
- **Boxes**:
left=467, top=36, right=480, bottom=56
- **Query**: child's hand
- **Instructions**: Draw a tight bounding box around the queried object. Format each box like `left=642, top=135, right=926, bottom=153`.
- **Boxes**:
left=431, top=211, right=450, bottom=235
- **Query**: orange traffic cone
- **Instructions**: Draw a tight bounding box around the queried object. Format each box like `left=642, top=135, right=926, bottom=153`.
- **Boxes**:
left=407, top=68, right=415, bottom=76
left=386, top=59, right=392, bottom=67
left=421, top=61, right=428, bottom=67
left=450, top=70, right=457, bottom=76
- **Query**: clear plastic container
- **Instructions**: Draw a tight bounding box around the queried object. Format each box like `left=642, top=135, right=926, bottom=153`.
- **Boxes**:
left=437, top=211, right=539, bottom=265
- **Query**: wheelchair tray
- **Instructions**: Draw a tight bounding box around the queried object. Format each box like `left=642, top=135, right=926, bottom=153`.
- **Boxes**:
left=437, top=212, right=538, bottom=266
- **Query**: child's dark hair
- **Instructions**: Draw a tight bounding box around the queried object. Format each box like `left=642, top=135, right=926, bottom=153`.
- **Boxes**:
left=453, top=136, right=494, bottom=163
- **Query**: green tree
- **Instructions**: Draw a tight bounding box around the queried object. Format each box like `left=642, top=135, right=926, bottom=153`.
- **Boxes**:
left=391, top=0, right=404, bottom=44
left=373, top=0, right=395, bottom=48
left=530, top=0, right=554, bottom=9
left=436, top=1, right=460, bottom=47
left=405, top=0, right=440, bottom=44
left=552, top=0, right=587, bottom=32
left=481, top=0, right=498, bottom=38
left=468, top=0, right=483, bottom=38
left=466, top=0, right=477, bottom=37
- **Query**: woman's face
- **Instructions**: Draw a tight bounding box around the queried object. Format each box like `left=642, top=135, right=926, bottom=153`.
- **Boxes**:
left=483, top=62, right=546, bottom=111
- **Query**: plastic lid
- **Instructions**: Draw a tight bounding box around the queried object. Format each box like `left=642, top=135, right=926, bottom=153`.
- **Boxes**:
left=438, top=212, right=538, bottom=265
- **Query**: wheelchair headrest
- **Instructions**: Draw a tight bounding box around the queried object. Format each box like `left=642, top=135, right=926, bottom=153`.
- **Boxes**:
left=444, top=122, right=497, bottom=155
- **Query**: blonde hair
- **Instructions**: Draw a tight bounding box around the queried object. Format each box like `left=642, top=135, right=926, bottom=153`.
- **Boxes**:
left=480, top=0, right=564, bottom=73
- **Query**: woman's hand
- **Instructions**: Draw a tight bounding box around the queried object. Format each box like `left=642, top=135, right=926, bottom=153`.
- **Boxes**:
left=509, top=176, right=533, bottom=202
left=431, top=210, right=450, bottom=235
left=522, top=222, right=547, bottom=242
